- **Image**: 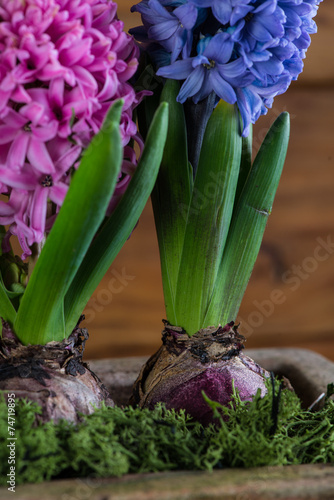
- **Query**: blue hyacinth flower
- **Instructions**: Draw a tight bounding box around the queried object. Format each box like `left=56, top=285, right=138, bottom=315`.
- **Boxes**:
left=131, top=0, right=323, bottom=135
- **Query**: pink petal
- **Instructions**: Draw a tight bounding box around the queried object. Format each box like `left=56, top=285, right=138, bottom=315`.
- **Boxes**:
left=57, top=121, right=72, bottom=139
left=0, top=127, right=18, bottom=145
left=90, top=37, right=113, bottom=61
left=54, top=144, right=81, bottom=174
left=27, top=137, right=55, bottom=174
left=22, top=88, right=54, bottom=121
left=31, top=120, right=58, bottom=141
left=72, top=65, right=98, bottom=91
left=1, top=231, right=12, bottom=254
left=12, top=228, right=32, bottom=259
left=121, top=159, right=137, bottom=175
left=49, top=182, right=69, bottom=205
left=97, top=70, right=118, bottom=101
left=123, top=145, right=137, bottom=164
left=7, top=131, right=30, bottom=168
left=49, top=77, right=64, bottom=109
left=38, top=61, right=71, bottom=82
left=0, top=215, right=14, bottom=225
left=60, top=37, right=93, bottom=66
left=30, top=186, right=48, bottom=234
left=10, top=85, right=31, bottom=104
left=0, top=200, right=16, bottom=224
left=116, top=82, right=136, bottom=110
left=20, top=34, right=50, bottom=71
left=117, top=58, right=139, bottom=82
left=20, top=101, right=44, bottom=124
left=2, top=109, right=27, bottom=128
left=63, top=99, right=93, bottom=120
left=0, top=166, right=36, bottom=189
left=1, top=72, right=18, bottom=91
left=0, top=201, right=16, bottom=216
left=56, top=26, right=85, bottom=52
left=0, top=89, right=11, bottom=114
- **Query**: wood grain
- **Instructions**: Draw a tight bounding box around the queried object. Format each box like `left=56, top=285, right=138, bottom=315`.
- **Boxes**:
left=81, top=2, right=334, bottom=361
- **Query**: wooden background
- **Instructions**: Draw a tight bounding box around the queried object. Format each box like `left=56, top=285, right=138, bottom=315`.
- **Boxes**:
left=83, top=1, right=334, bottom=361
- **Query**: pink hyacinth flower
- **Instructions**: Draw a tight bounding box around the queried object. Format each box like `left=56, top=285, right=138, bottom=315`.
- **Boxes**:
left=0, top=0, right=143, bottom=258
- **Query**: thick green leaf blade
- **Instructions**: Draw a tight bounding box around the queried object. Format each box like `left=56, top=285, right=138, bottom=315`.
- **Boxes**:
left=151, top=80, right=191, bottom=324
left=174, top=101, right=242, bottom=334
left=14, top=101, right=124, bottom=345
left=64, top=102, right=169, bottom=335
left=204, top=112, right=290, bottom=327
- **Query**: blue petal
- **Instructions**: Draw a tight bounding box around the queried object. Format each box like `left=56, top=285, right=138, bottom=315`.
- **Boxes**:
left=170, top=28, right=188, bottom=63
left=204, top=33, right=234, bottom=64
left=157, top=58, right=194, bottom=80
left=148, top=0, right=174, bottom=19
left=189, top=0, right=212, bottom=7
left=177, top=66, right=206, bottom=103
left=248, top=19, right=275, bottom=43
left=212, top=1, right=233, bottom=25
left=192, top=54, right=210, bottom=68
left=251, top=56, right=284, bottom=81
left=148, top=20, right=178, bottom=41
left=217, top=58, right=249, bottom=80
left=209, top=70, right=237, bottom=104
left=192, top=75, right=213, bottom=103
left=235, top=87, right=262, bottom=137
left=254, top=0, right=277, bottom=16
left=230, top=5, right=254, bottom=26
left=174, top=3, right=198, bottom=30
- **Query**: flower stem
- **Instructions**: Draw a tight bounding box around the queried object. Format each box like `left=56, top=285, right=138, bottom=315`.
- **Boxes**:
left=27, top=241, right=44, bottom=281
left=184, top=92, right=216, bottom=175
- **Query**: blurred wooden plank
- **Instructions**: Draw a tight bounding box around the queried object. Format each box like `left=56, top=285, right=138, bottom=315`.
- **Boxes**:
left=83, top=87, right=334, bottom=361
left=301, top=1, right=334, bottom=84
left=117, top=0, right=140, bottom=33
left=237, top=88, right=334, bottom=356
left=117, top=1, right=334, bottom=85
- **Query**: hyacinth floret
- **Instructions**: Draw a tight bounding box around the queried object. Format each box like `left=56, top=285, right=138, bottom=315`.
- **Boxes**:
left=131, top=0, right=322, bottom=137
left=131, top=0, right=201, bottom=63
left=0, top=0, right=143, bottom=258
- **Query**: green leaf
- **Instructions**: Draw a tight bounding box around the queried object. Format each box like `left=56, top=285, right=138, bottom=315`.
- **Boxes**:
left=235, top=124, right=253, bottom=205
left=151, top=80, right=191, bottom=324
left=204, top=112, right=290, bottom=327
left=135, top=63, right=163, bottom=140
left=14, top=101, right=124, bottom=345
left=0, top=277, right=24, bottom=299
left=174, top=101, right=242, bottom=334
left=0, top=280, right=17, bottom=326
left=63, top=102, right=169, bottom=335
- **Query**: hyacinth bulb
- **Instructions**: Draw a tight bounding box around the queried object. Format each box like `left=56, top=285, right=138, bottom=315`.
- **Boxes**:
left=131, top=322, right=269, bottom=426
left=0, top=324, right=113, bottom=423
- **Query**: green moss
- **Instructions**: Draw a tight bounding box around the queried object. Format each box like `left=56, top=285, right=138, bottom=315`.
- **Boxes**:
left=0, top=379, right=333, bottom=486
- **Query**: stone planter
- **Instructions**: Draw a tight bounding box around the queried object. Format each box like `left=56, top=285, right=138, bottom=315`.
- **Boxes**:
left=1, top=348, right=334, bottom=500
left=2, top=464, right=334, bottom=500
